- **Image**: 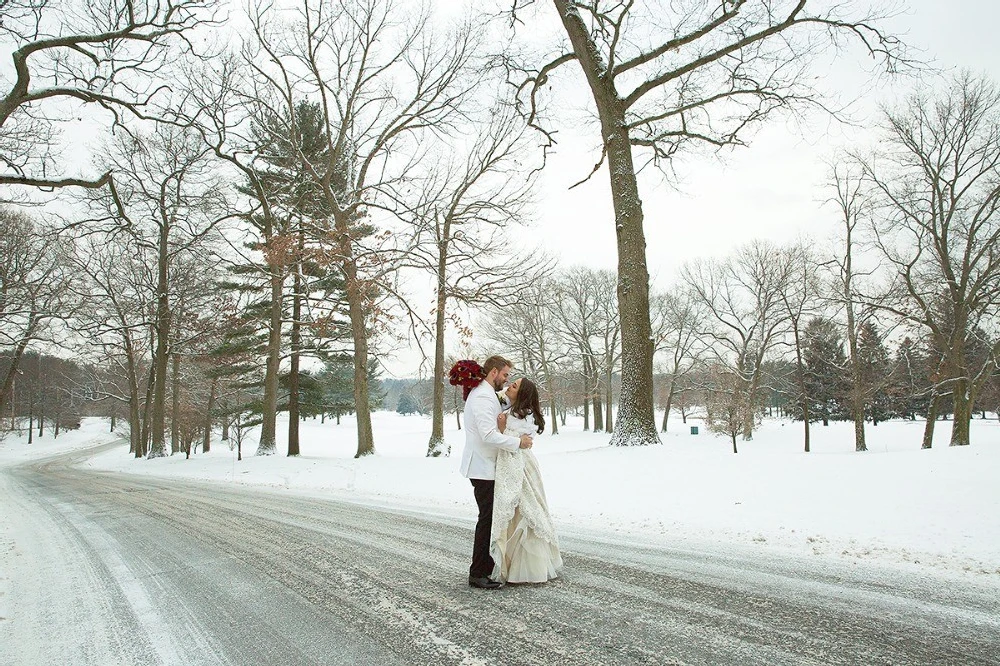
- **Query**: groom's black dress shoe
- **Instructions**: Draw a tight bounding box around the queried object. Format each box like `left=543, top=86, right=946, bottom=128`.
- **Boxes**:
left=468, top=576, right=502, bottom=589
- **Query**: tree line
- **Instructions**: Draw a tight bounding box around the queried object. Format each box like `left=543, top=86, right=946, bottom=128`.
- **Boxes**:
left=1, top=1, right=995, bottom=458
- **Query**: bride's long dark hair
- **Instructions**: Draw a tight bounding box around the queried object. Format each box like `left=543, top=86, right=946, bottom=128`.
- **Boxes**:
left=511, top=378, right=545, bottom=434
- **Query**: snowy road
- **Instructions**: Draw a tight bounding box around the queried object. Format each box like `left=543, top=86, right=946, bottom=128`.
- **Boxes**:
left=2, top=444, right=998, bottom=666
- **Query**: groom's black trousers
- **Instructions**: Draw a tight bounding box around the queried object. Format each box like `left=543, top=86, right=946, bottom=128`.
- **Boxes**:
left=470, top=479, right=496, bottom=578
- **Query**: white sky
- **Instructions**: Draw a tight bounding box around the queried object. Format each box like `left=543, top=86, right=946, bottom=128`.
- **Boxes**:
left=526, top=0, right=1000, bottom=285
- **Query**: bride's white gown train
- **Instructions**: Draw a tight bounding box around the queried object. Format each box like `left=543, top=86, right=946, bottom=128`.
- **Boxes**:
left=491, top=414, right=562, bottom=584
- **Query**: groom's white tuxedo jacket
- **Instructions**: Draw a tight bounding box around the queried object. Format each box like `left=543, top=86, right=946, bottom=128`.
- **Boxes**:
left=459, top=381, right=520, bottom=480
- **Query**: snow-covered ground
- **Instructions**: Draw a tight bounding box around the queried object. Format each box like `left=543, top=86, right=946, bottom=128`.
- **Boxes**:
left=3, top=412, right=998, bottom=580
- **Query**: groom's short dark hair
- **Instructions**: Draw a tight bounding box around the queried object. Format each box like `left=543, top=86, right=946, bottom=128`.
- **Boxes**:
left=482, top=355, right=512, bottom=376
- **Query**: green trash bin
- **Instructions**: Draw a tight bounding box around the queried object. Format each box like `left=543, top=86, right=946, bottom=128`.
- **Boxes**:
left=690, top=426, right=699, bottom=435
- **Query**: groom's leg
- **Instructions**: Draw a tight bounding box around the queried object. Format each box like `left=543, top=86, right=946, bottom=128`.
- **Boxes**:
left=470, top=479, right=496, bottom=578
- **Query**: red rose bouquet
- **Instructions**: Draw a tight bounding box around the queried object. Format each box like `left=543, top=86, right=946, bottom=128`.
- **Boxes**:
left=448, top=359, right=485, bottom=401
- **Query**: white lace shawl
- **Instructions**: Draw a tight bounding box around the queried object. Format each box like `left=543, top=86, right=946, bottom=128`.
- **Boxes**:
left=491, top=412, right=559, bottom=547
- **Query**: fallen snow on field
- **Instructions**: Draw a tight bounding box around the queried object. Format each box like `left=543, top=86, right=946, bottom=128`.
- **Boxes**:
left=4, top=412, right=998, bottom=579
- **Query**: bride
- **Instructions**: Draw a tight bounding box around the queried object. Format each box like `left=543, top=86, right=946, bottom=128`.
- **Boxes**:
left=491, top=377, right=563, bottom=584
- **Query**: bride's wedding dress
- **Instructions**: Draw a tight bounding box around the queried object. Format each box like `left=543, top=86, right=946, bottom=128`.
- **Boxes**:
left=491, top=412, right=562, bottom=584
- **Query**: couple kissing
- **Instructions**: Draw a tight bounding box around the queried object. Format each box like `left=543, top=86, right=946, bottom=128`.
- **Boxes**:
left=451, top=355, right=563, bottom=590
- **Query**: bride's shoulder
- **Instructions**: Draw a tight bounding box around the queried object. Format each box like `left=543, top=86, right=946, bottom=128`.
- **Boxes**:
left=507, top=410, right=538, bottom=432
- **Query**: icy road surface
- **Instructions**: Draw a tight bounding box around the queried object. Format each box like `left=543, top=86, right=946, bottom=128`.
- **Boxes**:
left=2, top=443, right=998, bottom=665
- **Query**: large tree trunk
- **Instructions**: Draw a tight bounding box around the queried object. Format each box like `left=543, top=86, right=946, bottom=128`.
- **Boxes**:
left=141, top=362, right=155, bottom=455
left=340, top=239, right=375, bottom=458
left=592, top=394, right=603, bottom=431
left=852, top=408, right=866, bottom=452
left=128, top=369, right=142, bottom=457
left=257, top=267, right=284, bottom=456
left=741, top=374, right=756, bottom=441
left=549, top=395, right=558, bottom=435
left=555, top=0, right=658, bottom=447
left=170, top=352, right=181, bottom=455
left=660, top=376, right=677, bottom=433
left=846, top=351, right=867, bottom=452
left=586, top=350, right=603, bottom=431
left=0, top=333, right=32, bottom=418
left=950, top=380, right=972, bottom=446
left=288, top=257, right=302, bottom=457
left=202, top=376, right=216, bottom=454
left=148, top=221, right=170, bottom=459
left=349, top=298, right=374, bottom=458
left=119, top=329, right=144, bottom=457
left=604, top=123, right=657, bottom=446
left=427, top=251, right=448, bottom=456
left=921, top=393, right=941, bottom=449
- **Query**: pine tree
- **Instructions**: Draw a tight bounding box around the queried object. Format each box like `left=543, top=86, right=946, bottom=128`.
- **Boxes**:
left=226, top=101, right=358, bottom=455
left=802, top=317, right=849, bottom=425
left=397, top=392, right=419, bottom=416
left=856, top=322, right=891, bottom=425
left=887, top=337, right=926, bottom=420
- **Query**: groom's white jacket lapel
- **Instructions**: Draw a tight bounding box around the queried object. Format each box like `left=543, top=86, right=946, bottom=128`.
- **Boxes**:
left=460, top=380, right=519, bottom=480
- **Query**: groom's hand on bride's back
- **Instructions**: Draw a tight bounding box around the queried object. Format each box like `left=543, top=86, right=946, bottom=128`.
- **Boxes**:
left=519, top=435, right=533, bottom=449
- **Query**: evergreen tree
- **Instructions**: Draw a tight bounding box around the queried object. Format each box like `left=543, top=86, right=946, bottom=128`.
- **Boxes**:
left=802, top=317, right=849, bottom=425
left=856, top=322, right=891, bottom=424
left=318, top=358, right=355, bottom=425
left=224, top=101, right=358, bottom=455
left=396, top=392, right=419, bottom=416
left=887, top=336, right=928, bottom=420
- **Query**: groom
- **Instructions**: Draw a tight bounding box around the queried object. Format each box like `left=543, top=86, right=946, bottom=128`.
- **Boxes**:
left=459, top=355, right=533, bottom=590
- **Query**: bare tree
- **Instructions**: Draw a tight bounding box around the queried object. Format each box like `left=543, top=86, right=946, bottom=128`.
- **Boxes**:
left=166, top=253, right=230, bottom=455
left=80, top=124, right=226, bottom=458
left=503, top=0, right=905, bottom=446
left=593, top=272, right=621, bottom=434
left=553, top=267, right=616, bottom=433
left=650, top=289, right=702, bottom=433
left=683, top=240, right=793, bottom=441
left=822, top=163, right=891, bottom=451
left=0, top=0, right=215, bottom=192
left=71, top=232, right=155, bottom=456
left=0, top=207, right=74, bottom=417
left=403, top=106, right=540, bottom=456
left=483, top=276, right=568, bottom=436
left=778, top=242, right=821, bottom=452
left=861, top=72, right=1000, bottom=447
left=704, top=363, right=756, bottom=453
left=234, top=0, right=482, bottom=458
left=175, top=54, right=299, bottom=458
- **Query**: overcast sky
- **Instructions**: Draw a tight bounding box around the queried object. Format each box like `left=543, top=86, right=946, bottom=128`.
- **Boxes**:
left=522, top=0, right=1000, bottom=286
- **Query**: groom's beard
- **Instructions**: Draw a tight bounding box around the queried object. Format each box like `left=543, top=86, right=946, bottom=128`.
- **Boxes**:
left=492, top=378, right=504, bottom=391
